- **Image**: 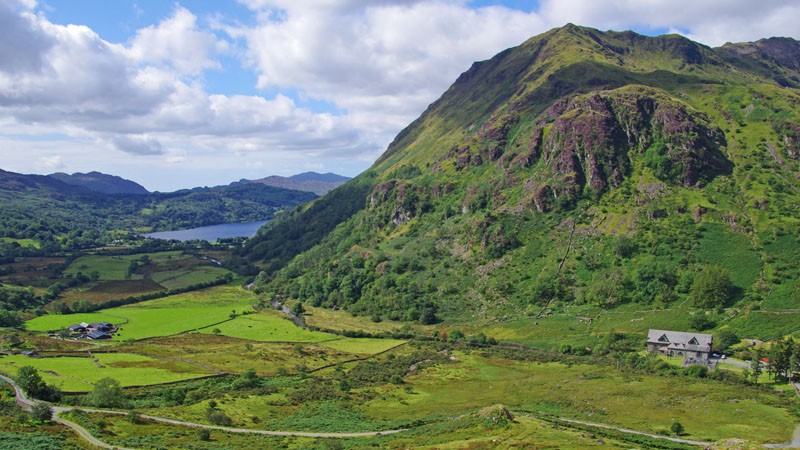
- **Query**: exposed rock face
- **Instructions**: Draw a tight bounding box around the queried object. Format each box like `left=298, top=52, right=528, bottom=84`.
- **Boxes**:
left=524, top=87, right=732, bottom=205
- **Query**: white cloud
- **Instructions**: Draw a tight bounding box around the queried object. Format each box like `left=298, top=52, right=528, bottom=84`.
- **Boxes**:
left=128, top=6, right=227, bottom=75
left=537, top=0, right=800, bottom=46
left=112, top=135, right=164, bottom=155
left=36, top=154, right=65, bottom=171
left=1, top=0, right=799, bottom=190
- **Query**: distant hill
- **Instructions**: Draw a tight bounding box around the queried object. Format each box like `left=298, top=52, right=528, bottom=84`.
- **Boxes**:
left=238, top=171, right=350, bottom=195
left=49, top=171, right=149, bottom=195
left=0, top=169, right=317, bottom=250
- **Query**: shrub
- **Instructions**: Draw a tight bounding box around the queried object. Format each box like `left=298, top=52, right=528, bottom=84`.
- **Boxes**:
left=197, top=429, right=211, bottom=441
left=30, top=402, right=52, bottom=422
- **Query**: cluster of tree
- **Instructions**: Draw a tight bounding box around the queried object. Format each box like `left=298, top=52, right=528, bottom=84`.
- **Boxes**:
left=15, top=366, right=60, bottom=402
left=747, top=336, right=800, bottom=383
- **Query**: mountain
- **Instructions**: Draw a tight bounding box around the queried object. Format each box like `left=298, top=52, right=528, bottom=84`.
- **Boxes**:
left=48, top=171, right=149, bottom=195
left=242, top=25, right=800, bottom=338
left=238, top=171, right=351, bottom=195
left=0, top=169, right=317, bottom=251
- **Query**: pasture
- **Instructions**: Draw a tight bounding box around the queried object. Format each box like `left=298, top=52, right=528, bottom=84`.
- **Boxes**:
left=114, top=334, right=357, bottom=375
left=197, top=311, right=334, bottom=342
left=302, top=304, right=426, bottom=335
left=26, top=285, right=257, bottom=340
left=0, top=353, right=213, bottom=392
left=364, top=353, right=796, bottom=445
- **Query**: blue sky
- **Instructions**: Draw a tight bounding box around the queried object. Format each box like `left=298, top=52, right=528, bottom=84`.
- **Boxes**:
left=1, top=0, right=798, bottom=191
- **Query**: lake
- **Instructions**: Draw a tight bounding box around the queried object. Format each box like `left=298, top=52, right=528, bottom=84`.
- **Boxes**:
left=142, top=220, right=269, bottom=242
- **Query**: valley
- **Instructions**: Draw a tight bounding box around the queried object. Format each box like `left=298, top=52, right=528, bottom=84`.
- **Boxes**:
left=1, top=24, right=800, bottom=449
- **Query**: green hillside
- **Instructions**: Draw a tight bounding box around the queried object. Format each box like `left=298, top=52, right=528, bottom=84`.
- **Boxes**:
left=243, top=25, right=800, bottom=340
left=0, top=170, right=317, bottom=252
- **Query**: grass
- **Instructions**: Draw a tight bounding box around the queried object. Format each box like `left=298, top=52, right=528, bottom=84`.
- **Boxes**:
left=197, top=310, right=334, bottom=343
left=473, top=304, right=694, bottom=350
left=0, top=353, right=212, bottom=392
left=115, top=334, right=356, bottom=375
left=302, top=304, right=428, bottom=335
left=26, top=285, right=257, bottom=340
left=151, top=266, right=230, bottom=290
left=0, top=237, right=39, bottom=248
left=696, top=223, right=761, bottom=292
left=26, top=312, right=127, bottom=332
left=318, top=338, right=406, bottom=355
left=65, top=255, right=137, bottom=280
left=364, top=352, right=796, bottom=444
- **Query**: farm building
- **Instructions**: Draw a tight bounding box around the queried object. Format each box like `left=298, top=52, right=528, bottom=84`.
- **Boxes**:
left=647, top=329, right=713, bottom=362
left=87, top=330, right=111, bottom=340
left=89, top=322, right=113, bottom=332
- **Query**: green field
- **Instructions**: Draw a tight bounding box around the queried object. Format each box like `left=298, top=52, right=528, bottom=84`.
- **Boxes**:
left=0, top=237, right=39, bottom=248
left=26, top=312, right=127, bottom=332
left=65, top=254, right=141, bottom=280
left=0, top=353, right=212, bottom=392
left=318, top=337, right=406, bottom=355
left=26, top=285, right=257, bottom=340
left=197, top=311, right=335, bottom=342
left=365, top=353, right=796, bottom=444
left=151, top=266, right=231, bottom=290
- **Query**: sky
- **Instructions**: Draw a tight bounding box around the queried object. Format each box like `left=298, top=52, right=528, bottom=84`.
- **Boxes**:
left=1, top=1, right=798, bottom=192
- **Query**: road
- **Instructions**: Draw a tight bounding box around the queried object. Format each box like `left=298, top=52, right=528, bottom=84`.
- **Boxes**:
left=556, top=418, right=713, bottom=446
left=0, top=372, right=405, bottom=448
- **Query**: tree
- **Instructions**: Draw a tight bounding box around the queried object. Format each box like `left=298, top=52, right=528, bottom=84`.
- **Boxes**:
left=750, top=349, right=762, bottom=384
left=671, top=421, right=684, bottom=435
left=689, top=266, right=732, bottom=309
left=30, top=402, right=52, bottom=422
left=291, top=302, right=305, bottom=316
left=715, top=330, right=740, bottom=353
left=84, top=377, right=127, bottom=408
left=689, top=315, right=716, bottom=331
left=16, top=366, right=59, bottom=402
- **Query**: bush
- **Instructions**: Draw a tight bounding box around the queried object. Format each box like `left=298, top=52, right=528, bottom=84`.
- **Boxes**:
left=197, top=428, right=211, bottom=441
left=206, top=408, right=233, bottom=426
left=30, top=402, right=52, bottom=422
left=689, top=315, right=716, bottom=331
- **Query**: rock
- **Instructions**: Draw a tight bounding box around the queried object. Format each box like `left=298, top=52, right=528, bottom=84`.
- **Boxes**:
left=477, top=404, right=514, bottom=426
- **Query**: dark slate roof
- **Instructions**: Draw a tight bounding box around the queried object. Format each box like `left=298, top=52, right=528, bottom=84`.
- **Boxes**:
left=647, top=329, right=712, bottom=353
left=87, top=330, right=111, bottom=340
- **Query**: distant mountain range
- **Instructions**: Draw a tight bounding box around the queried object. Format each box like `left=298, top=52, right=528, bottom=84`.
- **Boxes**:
left=49, top=171, right=149, bottom=195
left=235, top=172, right=351, bottom=195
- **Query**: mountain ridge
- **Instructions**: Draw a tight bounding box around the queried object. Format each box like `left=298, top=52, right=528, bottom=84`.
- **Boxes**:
left=242, top=25, right=800, bottom=336
left=48, top=171, right=149, bottom=195
left=236, top=171, right=350, bottom=195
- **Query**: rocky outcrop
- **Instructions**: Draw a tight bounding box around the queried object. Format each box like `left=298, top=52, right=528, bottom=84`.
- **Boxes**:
left=523, top=87, right=731, bottom=205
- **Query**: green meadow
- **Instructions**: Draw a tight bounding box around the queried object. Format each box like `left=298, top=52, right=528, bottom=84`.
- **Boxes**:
left=0, top=353, right=212, bottom=392
left=364, top=353, right=796, bottom=445
left=26, top=285, right=256, bottom=340
left=197, top=310, right=334, bottom=342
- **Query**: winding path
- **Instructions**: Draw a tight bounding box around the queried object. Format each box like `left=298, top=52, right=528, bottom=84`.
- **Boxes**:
left=0, top=372, right=405, bottom=448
